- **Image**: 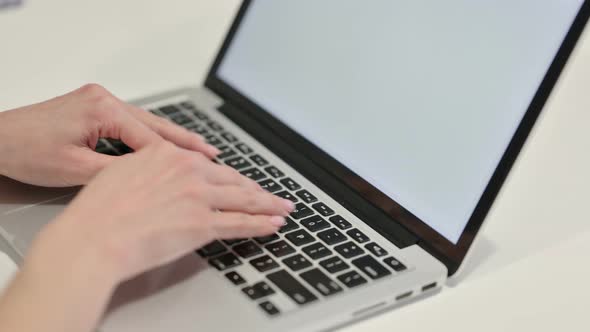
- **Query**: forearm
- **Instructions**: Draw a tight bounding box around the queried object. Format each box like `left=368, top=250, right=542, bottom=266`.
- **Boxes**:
left=0, top=226, right=118, bottom=332
left=0, top=110, right=11, bottom=177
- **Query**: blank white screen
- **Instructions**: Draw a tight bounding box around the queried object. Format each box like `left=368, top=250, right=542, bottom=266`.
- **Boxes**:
left=218, top=0, right=583, bottom=243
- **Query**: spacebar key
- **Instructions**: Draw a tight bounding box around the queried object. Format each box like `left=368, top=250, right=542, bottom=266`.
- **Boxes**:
left=267, top=270, right=318, bottom=306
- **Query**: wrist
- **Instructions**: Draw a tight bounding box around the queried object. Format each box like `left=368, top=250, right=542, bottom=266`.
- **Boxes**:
left=0, top=249, right=118, bottom=332
left=11, top=219, right=121, bottom=332
left=25, top=217, right=121, bottom=293
left=0, top=111, right=10, bottom=177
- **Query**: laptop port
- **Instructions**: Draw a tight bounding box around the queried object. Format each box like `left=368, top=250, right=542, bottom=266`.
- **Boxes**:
left=352, top=301, right=387, bottom=317
left=422, top=282, right=437, bottom=292
left=395, top=291, right=413, bottom=301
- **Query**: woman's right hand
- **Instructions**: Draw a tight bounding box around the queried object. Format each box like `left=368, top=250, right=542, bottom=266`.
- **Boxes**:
left=48, top=140, right=293, bottom=281
left=1, top=141, right=294, bottom=332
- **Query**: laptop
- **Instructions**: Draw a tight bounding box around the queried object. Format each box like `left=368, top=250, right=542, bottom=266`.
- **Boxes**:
left=1, top=1, right=588, bottom=331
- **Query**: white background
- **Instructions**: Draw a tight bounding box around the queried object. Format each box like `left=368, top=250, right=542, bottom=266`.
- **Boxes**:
left=1, top=1, right=589, bottom=331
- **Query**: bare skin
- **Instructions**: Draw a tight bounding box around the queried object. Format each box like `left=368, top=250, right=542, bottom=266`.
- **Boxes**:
left=0, top=83, right=220, bottom=187
left=0, top=85, right=294, bottom=332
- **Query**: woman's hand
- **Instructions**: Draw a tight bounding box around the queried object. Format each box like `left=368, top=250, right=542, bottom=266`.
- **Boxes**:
left=0, top=84, right=219, bottom=187
left=0, top=141, right=294, bottom=332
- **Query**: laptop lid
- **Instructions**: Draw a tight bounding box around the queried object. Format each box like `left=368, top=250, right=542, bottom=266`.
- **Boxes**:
left=205, top=0, right=590, bottom=275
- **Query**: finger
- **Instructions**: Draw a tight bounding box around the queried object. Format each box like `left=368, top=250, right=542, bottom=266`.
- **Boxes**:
left=207, top=186, right=294, bottom=216
left=202, top=164, right=263, bottom=192
left=211, top=212, right=285, bottom=240
left=126, top=106, right=220, bottom=158
left=101, top=104, right=162, bottom=150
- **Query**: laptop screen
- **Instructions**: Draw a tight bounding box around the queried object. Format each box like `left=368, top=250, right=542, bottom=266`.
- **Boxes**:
left=217, top=0, right=584, bottom=244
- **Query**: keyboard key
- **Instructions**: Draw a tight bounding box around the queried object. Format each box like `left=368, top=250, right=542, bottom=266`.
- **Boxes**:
left=318, top=228, right=347, bottom=245
left=383, top=257, right=407, bottom=272
left=296, top=190, right=318, bottom=204
left=240, top=168, right=266, bottom=181
left=108, top=140, right=133, bottom=154
left=254, top=281, right=275, bottom=296
left=225, top=271, right=246, bottom=285
left=96, top=147, right=119, bottom=156
left=346, top=229, right=370, bottom=244
left=365, top=242, right=388, bottom=257
left=250, top=154, right=269, bottom=166
left=225, top=157, right=252, bottom=170
left=159, top=105, right=181, bottom=115
left=282, top=254, right=312, bottom=272
left=267, top=270, right=318, bottom=306
left=197, top=240, right=226, bottom=257
left=223, top=239, right=247, bottom=246
left=279, top=217, right=299, bottom=233
left=242, top=281, right=275, bottom=300
left=300, top=268, right=343, bottom=297
left=95, top=139, right=107, bottom=150
left=265, top=240, right=296, bottom=258
left=290, top=203, right=314, bottom=219
left=205, top=134, right=224, bottom=147
left=217, top=146, right=237, bottom=159
left=334, top=242, right=365, bottom=259
left=233, top=241, right=263, bottom=258
left=117, top=145, right=134, bottom=155
left=302, top=243, right=332, bottom=260
left=220, top=132, right=238, bottom=143
left=259, top=301, right=280, bottom=316
left=301, top=215, right=331, bottom=232
left=352, top=255, right=391, bottom=280
left=241, top=286, right=259, bottom=300
left=312, top=202, right=335, bottom=217
left=179, top=101, right=196, bottom=110
left=207, top=120, right=224, bottom=131
left=337, top=271, right=367, bottom=288
left=209, top=253, right=242, bottom=271
left=254, top=234, right=280, bottom=244
left=280, top=178, right=301, bottom=191
left=319, top=256, right=349, bottom=274
left=235, top=143, right=253, bottom=154
left=265, top=166, right=284, bottom=178
left=258, top=179, right=282, bottom=193
left=275, top=191, right=298, bottom=203
left=187, top=124, right=209, bottom=135
left=170, top=113, right=193, bottom=125
left=285, top=229, right=315, bottom=246
left=190, top=109, right=209, bottom=121
left=250, top=255, right=279, bottom=272
left=329, top=215, right=352, bottom=230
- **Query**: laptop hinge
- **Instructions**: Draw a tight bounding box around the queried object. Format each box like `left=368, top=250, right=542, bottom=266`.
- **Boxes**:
left=217, top=101, right=419, bottom=249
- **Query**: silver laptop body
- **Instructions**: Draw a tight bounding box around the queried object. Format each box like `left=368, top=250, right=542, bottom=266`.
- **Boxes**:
left=1, top=1, right=588, bottom=331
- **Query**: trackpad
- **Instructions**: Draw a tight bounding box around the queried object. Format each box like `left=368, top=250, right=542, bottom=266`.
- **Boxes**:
left=0, top=176, right=77, bottom=258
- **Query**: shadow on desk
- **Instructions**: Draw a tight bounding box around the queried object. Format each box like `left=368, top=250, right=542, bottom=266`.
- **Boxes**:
left=447, top=235, right=496, bottom=287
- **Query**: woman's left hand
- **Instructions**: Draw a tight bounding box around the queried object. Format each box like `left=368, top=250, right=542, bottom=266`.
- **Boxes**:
left=0, top=84, right=219, bottom=187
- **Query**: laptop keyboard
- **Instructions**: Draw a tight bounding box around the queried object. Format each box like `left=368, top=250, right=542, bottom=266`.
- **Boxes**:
left=95, top=101, right=408, bottom=317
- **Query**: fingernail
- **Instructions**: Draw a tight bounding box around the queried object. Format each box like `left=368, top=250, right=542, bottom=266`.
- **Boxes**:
left=270, top=216, right=286, bottom=227
left=208, top=145, right=221, bottom=155
left=282, top=199, right=295, bottom=212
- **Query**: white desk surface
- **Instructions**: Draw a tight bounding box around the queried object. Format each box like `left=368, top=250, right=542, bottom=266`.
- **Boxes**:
left=1, top=1, right=589, bottom=331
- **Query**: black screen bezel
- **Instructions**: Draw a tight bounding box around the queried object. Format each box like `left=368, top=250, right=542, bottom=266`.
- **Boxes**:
left=205, top=0, right=590, bottom=275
